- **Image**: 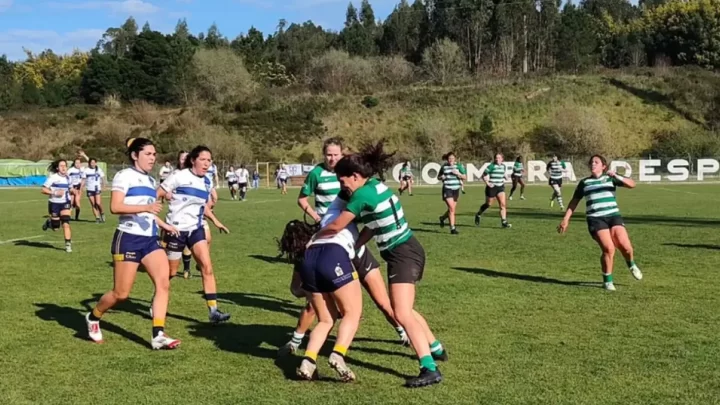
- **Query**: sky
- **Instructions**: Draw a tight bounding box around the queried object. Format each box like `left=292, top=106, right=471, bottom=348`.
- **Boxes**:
left=0, top=0, right=399, bottom=61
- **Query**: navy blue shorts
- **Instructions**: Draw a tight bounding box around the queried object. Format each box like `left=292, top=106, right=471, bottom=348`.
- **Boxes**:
left=162, top=228, right=206, bottom=252
left=111, top=230, right=163, bottom=263
left=87, top=190, right=101, bottom=197
left=48, top=201, right=70, bottom=216
left=301, top=244, right=357, bottom=293
left=72, top=185, right=81, bottom=190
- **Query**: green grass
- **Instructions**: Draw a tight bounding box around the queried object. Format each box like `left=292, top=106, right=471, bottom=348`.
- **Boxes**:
left=1, top=184, right=719, bottom=404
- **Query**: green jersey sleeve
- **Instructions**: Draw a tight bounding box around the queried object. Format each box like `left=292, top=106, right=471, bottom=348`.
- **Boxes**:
left=300, top=170, right=317, bottom=197
left=457, top=163, right=467, bottom=175
left=561, top=161, right=567, bottom=169
left=345, top=186, right=371, bottom=217
left=611, top=176, right=625, bottom=187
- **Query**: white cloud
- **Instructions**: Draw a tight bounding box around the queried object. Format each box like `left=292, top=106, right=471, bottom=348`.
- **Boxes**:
left=0, top=28, right=105, bottom=61
left=47, top=0, right=160, bottom=14
left=0, top=0, right=13, bottom=12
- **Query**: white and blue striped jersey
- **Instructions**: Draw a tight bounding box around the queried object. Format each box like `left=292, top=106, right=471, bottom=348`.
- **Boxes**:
left=84, top=167, right=104, bottom=192
left=162, top=168, right=211, bottom=232
left=68, top=167, right=85, bottom=186
left=111, top=168, right=158, bottom=237
left=205, top=164, right=218, bottom=189
left=310, top=198, right=359, bottom=260
left=43, top=173, right=70, bottom=204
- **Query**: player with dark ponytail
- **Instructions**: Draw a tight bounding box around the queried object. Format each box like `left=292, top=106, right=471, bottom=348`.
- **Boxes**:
left=85, top=138, right=181, bottom=349
left=315, top=140, right=446, bottom=388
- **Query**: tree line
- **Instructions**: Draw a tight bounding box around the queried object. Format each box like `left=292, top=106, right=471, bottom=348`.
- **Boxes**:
left=0, top=0, right=719, bottom=110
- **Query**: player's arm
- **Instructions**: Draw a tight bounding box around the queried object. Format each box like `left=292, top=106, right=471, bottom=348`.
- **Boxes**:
left=204, top=201, right=229, bottom=233
left=557, top=181, right=585, bottom=233
left=607, top=170, right=635, bottom=189
left=154, top=215, right=179, bottom=236
left=315, top=211, right=355, bottom=238
left=297, top=172, right=321, bottom=222
left=355, top=226, right=375, bottom=249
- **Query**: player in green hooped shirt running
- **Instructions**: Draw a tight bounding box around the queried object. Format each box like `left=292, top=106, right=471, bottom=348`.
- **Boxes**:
left=547, top=154, right=567, bottom=210
left=558, top=155, right=643, bottom=291
left=438, top=152, right=467, bottom=234
left=316, top=140, right=446, bottom=388
left=475, top=153, right=512, bottom=228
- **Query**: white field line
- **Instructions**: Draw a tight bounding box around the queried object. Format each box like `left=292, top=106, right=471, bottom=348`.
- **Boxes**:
left=0, top=235, right=44, bottom=245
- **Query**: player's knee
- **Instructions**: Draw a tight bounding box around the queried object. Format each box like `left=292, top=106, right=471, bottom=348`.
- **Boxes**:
left=113, top=290, right=130, bottom=301
left=154, top=277, right=170, bottom=293
left=601, top=245, right=615, bottom=256
left=200, top=262, right=213, bottom=276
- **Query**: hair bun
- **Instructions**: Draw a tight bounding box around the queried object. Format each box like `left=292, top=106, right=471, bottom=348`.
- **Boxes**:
left=126, top=138, right=136, bottom=148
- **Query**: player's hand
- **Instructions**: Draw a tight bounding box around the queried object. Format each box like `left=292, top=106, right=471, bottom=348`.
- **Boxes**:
left=451, top=169, right=461, bottom=176
left=54, top=190, right=65, bottom=197
left=606, top=170, right=616, bottom=177
left=146, top=201, right=163, bottom=215
left=557, top=220, right=569, bottom=234
left=312, top=213, right=321, bottom=223
left=162, top=224, right=180, bottom=237
left=216, top=222, right=230, bottom=234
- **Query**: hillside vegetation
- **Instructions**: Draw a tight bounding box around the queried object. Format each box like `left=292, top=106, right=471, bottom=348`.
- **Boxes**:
left=1, top=67, right=718, bottom=164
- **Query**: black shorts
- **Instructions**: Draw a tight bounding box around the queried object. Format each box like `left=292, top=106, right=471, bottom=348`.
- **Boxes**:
left=380, top=236, right=425, bottom=284
left=239, top=182, right=248, bottom=190
left=402, top=176, right=412, bottom=182
left=279, top=178, right=288, bottom=184
left=48, top=201, right=71, bottom=216
left=72, top=184, right=81, bottom=190
left=442, top=188, right=460, bottom=202
left=587, top=215, right=625, bottom=236
left=228, top=181, right=238, bottom=189
left=352, top=247, right=380, bottom=280
left=549, top=178, right=563, bottom=187
left=485, top=185, right=505, bottom=198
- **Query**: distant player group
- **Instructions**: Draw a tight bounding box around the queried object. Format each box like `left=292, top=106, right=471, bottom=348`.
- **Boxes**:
left=37, top=137, right=643, bottom=388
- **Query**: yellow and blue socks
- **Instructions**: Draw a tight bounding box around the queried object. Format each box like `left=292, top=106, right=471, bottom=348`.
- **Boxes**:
left=332, top=344, right=348, bottom=358
left=205, top=293, right=218, bottom=313
left=182, top=254, right=192, bottom=272
left=88, top=307, right=104, bottom=321
left=152, top=318, right=165, bottom=338
left=303, top=350, right=318, bottom=365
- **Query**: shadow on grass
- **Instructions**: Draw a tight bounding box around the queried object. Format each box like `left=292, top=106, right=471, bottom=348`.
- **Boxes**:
left=452, top=267, right=603, bottom=288
left=187, top=322, right=413, bottom=381
left=79, top=294, right=199, bottom=323
left=213, top=292, right=303, bottom=318
left=663, top=243, right=720, bottom=251
left=249, top=254, right=289, bottom=265
left=34, top=303, right=150, bottom=348
left=14, top=240, right=65, bottom=251
left=470, top=207, right=720, bottom=228
left=419, top=222, right=474, bottom=228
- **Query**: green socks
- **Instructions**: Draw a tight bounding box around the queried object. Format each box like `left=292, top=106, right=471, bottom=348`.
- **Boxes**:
left=419, top=355, right=437, bottom=372
left=603, top=273, right=613, bottom=283
left=626, top=260, right=636, bottom=268
left=430, top=340, right=444, bottom=356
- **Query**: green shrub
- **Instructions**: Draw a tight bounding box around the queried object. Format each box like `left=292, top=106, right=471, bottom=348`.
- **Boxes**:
left=362, top=96, right=379, bottom=108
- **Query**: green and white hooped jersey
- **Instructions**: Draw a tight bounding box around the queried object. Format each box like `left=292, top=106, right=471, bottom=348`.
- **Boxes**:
left=548, top=161, right=566, bottom=180
left=512, top=162, right=523, bottom=177
left=401, top=167, right=413, bottom=178
left=572, top=175, right=626, bottom=218
left=484, top=163, right=507, bottom=187
left=300, top=164, right=341, bottom=217
left=440, top=163, right=466, bottom=190
left=346, top=178, right=412, bottom=252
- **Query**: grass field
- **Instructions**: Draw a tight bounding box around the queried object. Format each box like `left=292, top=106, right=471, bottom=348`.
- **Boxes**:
left=1, top=184, right=719, bottom=404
